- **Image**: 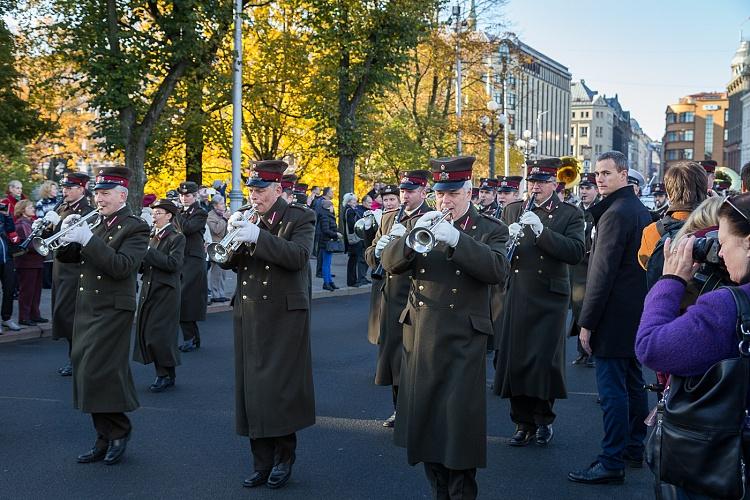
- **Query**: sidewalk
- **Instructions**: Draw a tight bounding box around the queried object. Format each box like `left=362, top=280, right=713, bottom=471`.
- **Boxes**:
left=0, top=252, right=370, bottom=344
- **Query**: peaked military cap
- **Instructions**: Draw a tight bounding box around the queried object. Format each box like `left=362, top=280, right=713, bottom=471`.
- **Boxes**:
left=94, top=166, right=131, bottom=191
left=246, top=160, right=288, bottom=188
left=399, top=170, right=431, bottom=190
left=430, top=156, right=475, bottom=191
left=177, top=181, right=200, bottom=195
left=497, top=175, right=522, bottom=192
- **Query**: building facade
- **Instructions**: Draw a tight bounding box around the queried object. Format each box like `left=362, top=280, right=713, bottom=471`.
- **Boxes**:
left=663, top=92, right=728, bottom=173
left=570, top=80, right=614, bottom=171
left=486, top=40, right=572, bottom=159
left=726, top=40, right=750, bottom=171
left=629, top=119, right=652, bottom=179
left=742, top=92, right=750, bottom=168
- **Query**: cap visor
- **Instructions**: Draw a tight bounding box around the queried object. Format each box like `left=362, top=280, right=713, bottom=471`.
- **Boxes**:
left=398, top=182, right=423, bottom=190
left=246, top=179, right=273, bottom=188
left=433, top=180, right=467, bottom=191
left=93, top=182, right=121, bottom=191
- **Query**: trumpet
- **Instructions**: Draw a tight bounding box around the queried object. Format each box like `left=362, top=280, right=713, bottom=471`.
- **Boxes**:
left=207, top=206, right=258, bottom=264
left=405, top=208, right=452, bottom=254
left=354, top=210, right=378, bottom=239
left=506, top=193, right=536, bottom=260
left=371, top=204, right=406, bottom=280
left=19, top=211, right=62, bottom=250
left=32, top=210, right=101, bottom=256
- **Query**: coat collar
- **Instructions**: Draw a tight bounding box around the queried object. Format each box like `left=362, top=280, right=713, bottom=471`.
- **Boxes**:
left=103, top=205, right=131, bottom=228
left=402, top=201, right=431, bottom=221
left=454, top=203, right=479, bottom=232
left=534, top=193, right=560, bottom=213
left=588, top=185, right=635, bottom=223
left=259, top=196, right=288, bottom=232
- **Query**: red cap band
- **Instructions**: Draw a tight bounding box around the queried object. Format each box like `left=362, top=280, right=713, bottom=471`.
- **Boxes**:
left=251, top=170, right=283, bottom=182
left=433, top=170, right=472, bottom=182
left=63, top=176, right=87, bottom=188
left=400, top=176, right=428, bottom=187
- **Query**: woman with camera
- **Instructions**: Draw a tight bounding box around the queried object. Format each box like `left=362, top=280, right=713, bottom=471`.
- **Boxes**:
left=636, top=193, right=750, bottom=499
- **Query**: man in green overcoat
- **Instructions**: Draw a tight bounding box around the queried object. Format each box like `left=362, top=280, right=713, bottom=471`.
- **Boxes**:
left=382, top=156, right=509, bottom=500
left=57, top=166, right=149, bottom=465
left=220, top=160, right=316, bottom=490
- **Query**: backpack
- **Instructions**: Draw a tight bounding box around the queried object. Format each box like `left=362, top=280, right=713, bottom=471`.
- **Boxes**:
left=646, top=217, right=685, bottom=291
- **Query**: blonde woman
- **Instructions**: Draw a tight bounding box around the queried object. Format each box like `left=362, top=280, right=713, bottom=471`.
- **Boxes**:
left=35, top=180, right=59, bottom=218
left=671, top=196, right=723, bottom=245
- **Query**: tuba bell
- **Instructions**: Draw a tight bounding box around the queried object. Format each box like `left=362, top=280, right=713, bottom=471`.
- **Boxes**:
left=558, top=157, right=581, bottom=190
left=715, top=166, right=741, bottom=192
left=354, top=211, right=377, bottom=239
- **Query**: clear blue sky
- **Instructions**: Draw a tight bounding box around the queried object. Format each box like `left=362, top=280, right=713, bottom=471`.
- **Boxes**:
left=488, top=0, right=748, bottom=140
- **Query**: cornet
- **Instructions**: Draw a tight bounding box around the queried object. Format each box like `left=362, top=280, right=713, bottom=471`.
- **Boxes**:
left=354, top=210, right=378, bottom=239
left=32, top=210, right=101, bottom=256
left=207, top=206, right=258, bottom=264
left=405, top=209, right=452, bottom=254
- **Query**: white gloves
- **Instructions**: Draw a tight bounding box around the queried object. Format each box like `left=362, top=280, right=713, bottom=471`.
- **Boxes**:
left=60, top=213, right=80, bottom=231
left=227, top=211, right=244, bottom=229
left=31, top=218, right=45, bottom=230
left=372, top=209, right=383, bottom=226
left=508, top=223, right=522, bottom=239
left=520, top=211, right=544, bottom=237
left=231, top=219, right=260, bottom=244
left=60, top=221, right=93, bottom=247
left=432, top=220, right=460, bottom=248
left=414, top=211, right=444, bottom=229
left=374, top=234, right=391, bottom=258
left=140, top=208, right=153, bottom=228
left=389, top=223, right=406, bottom=238
left=43, top=211, right=61, bottom=226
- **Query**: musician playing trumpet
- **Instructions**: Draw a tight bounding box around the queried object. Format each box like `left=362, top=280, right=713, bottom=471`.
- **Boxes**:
left=494, top=158, right=585, bottom=448
left=381, top=156, right=509, bottom=500
left=364, top=171, right=431, bottom=428
left=218, top=160, right=316, bottom=490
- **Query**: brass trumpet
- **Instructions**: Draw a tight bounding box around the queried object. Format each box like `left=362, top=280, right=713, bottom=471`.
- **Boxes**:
left=32, top=210, right=101, bottom=256
left=207, top=206, right=258, bottom=264
left=405, top=209, right=452, bottom=253
left=354, top=210, right=378, bottom=239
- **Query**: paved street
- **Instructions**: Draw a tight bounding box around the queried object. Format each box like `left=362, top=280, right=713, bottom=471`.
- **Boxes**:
left=0, top=294, right=655, bottom=499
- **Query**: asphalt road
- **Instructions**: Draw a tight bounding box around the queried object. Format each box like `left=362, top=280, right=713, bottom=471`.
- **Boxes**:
left=0, top=294, right=656, bottom=499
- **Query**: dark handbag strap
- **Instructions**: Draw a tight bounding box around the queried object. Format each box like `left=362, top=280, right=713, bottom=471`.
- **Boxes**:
left=725, top=286, right=750, bottom=357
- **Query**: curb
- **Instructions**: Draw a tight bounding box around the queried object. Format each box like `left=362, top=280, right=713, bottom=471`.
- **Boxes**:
left=0, top=285, right=372, bottom=345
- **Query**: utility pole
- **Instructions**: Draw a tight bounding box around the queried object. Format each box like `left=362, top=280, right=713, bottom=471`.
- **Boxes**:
left=453, top=3, right=462, bottom=155
left=229, top=0, right=244, bottom=212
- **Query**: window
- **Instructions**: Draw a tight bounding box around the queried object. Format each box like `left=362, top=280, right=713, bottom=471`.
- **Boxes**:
left=571, top=126, right=575, bottom=137
left=666, top=132, right=677, bottom=142
left=580, top=126, right=588, bottom=137
left=684, top=130, right=694, bottom=141
left=570, top=145, right=574, bottom=155
left=507, top=92, right=516, bottom=110
left=679, top=112, right=695, bottom=123
left=585, top=111, right=590, bottom=118
left=704, top=115, right=714, bottom=157
left=667, top=113, right=676, bottom=124
left=572, top=111, right=576, bottom=118
left=684, top=148, right=693, bottom=160
left=666, top=150, right=678, bottom=160
left=595, top=145, right=603, bottom=154
left=595, top=126, right=603, bottom=138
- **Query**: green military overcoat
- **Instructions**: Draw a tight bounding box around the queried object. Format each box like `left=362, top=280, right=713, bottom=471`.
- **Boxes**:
left=221, top=197, right=316, bottom=438
left=364, top=202, right=431, bottom=387
left=494, top=195, right=585, bottom=400
left=134, top=224, right=185, bottom=367
left=177, top=202, right=207, bottom=322
left=382, top=204, right=509, bottom=470
left=58, top=206, right=149, bottom=413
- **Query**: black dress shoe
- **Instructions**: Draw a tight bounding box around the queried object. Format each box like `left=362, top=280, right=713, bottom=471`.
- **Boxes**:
left=568, top=462, right=625, bottom=484
left=77, top=446, right=107, bottom=463
left=535, top=424, right=554, bottom=446
left=59, top=362, right=72, bottom=377
left=104, top=436, right=129, bottom=465
left=242, top=470, right=270, bottom=488
left=18, top=319, right=36, bottom=326
left=572, top=354, right=588, bottom=365
left=149, top=376, right=172, bottom=393
left=330, top=282, right=339, bottom=290
left=266, top=462, right=293, bottom=489
left=322, top=283, right=334, bottom=291
left=623, top=454, right=644, bottom=468
left=31, top=316, right=49, bottom=323
left=507, top=428, right=535, bottom=447
left=383, top=411, right=396, bottom=428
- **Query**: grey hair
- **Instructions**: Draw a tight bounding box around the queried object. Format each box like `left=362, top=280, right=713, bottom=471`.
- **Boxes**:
left=342, top=192, right=357, bottom=206
left=463, top=180, right=473, bottom=192
left=114, top=185, right=129, bottom=196
left=596, top=151, right=629, bottom=172
left=8, top=180, right=22, bottom=189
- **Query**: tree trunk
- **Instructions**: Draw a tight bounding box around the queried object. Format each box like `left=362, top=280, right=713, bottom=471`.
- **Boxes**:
left=184, top=75, right=205, bottom=184
left=126, top=138, right=147, bottom=213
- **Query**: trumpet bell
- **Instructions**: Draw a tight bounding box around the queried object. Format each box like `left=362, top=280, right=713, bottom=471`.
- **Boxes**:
left=31, top=236, right=50, bottom=257
left=354, top=215, right=374, bottom=239
left=207, top=243, right=230, bottom=264
left=406, top=228, right=436, bottom=254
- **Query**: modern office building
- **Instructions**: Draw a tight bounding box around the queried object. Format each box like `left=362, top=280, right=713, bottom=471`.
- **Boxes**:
left=726, top=39, right=750, bottom=170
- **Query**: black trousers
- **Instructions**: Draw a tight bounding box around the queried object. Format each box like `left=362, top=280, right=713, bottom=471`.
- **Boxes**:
left=155, top=363, right=175, bottom=378
left=0, top=259, right=15, bottom=321
left=510, top=395, right=556, bottom=429
left=392, top=385, right=399, bottom=409
left=91, top=412, right=131, bottom=448
left=423, top=463, right=477, bottom=500
left=180, top=321, right=200, bottom=343
left=346, top=242, right=365, bottom=286
left=250, top=433, right=297, bottom=472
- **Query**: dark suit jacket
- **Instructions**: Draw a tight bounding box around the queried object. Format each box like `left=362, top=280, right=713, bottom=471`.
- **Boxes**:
left=579, top=185, right=651, bottom=358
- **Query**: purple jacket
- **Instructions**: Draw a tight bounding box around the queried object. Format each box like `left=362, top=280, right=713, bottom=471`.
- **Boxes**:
left=636, top=278, right=750, bottom=377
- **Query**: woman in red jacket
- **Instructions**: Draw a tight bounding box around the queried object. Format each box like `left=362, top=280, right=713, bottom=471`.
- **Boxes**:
left=13, top=200, right=46, bottom=326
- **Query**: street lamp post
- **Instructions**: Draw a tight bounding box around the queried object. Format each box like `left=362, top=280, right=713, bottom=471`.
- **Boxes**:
left=480, top=100, right=505, bottom=179
left=498, top=40, right=511, bottom=178
left=515, top=130, right=537, bottom=194
left=229, top=0, right=244, bottom=212
left=453, top=3, right=463, bottom=155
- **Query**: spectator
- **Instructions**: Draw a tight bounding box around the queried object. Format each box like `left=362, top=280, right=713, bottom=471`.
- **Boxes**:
left=35, top=180, right=59, bottom=218
left=197, top=186, right=211, bottom=212
left=314, top=187, right=334, bottom=278
left=308, top=186, right=322, bottom=209
left=2, top=180, right=26, bottom=220
left=35, top=180, right=59, bottom=290
left=212, top=179, right=227, bottom=200
left=318, top=200, right=340, bottom=291
left=0, top=201, right=20, bottom=332
left=206, top=196, right=230, bottom=303
left=13, top=200, right=45, bottom=327
left=569, top=151, right=652, bottom=485
left=342, top=193, right=369, bottom=287
left=635, top=193, right=750, bottom=499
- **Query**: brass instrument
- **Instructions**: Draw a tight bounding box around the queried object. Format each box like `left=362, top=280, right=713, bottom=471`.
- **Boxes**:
left=716, top=167, right=741, bottom=192
left=371, top=203, right=406, bottom=280
left=19, top=211, right=61, bottom=250
left=354, top=210, right=377, bottom=239
left=207, top=206, right=258, bottom=264
left=32, top=210, right=101, bottom=256
left=557, top=157, right=581, bottom=190
left=405, top=208, right=452, bottom=254
left=506, top=193, right=536, bottom=260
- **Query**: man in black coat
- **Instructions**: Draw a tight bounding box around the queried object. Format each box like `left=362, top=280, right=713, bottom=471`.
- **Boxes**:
left=568, top=151, right=651, bottom=485
left=176, top=181, right=208, bottom=352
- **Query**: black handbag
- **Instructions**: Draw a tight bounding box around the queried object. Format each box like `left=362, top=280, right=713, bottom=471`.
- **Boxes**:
left=646, top=286, right=750, bottom=500
left=325, top=239, right=344, bottom=253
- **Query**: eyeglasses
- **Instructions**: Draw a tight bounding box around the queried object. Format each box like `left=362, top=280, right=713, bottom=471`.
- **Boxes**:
left=723, top=195, right=749, bottom=221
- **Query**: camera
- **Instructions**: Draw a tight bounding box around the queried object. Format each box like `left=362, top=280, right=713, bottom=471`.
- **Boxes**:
left=692, top=231, right=721, bottom=265
left=0, top=203, right=7, bottom=213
